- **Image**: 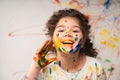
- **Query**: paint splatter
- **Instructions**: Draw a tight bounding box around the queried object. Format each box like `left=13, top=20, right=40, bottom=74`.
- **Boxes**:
left=58, top=60, right=61, bottom=66
left=49, top=68, right=52, bottom=74
left=75, top=35, right=78, bottom=41
left=104, top=0, right=111, bottom=9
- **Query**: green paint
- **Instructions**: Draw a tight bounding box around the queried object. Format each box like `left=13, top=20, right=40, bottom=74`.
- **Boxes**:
left=38, top=60, right=40, bottom=66
left=41, top=56, right=46, bottom=62
left=50, top=68, right=52, bottom=74
left=88, top=78, right=91, bottom=80
left=61, top=47, right=66, bottom=52
left=95, top=63, right=98, bottom=72
left=95, top=63, right=98, bottom=68
left=58, top=48, right=61, bottom=51
left=104, top=59, right=111, bottom=63
left=75, top=37, right=78, bottom=41
left=54, top=62, right=57, bottom=64
left=107, top=68, right=111, bottom=71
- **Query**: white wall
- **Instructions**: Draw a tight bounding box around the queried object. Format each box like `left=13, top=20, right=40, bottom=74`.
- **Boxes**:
left=0, top=0, right=120, bottom=80
left=0, top=0, right=57, bottom=80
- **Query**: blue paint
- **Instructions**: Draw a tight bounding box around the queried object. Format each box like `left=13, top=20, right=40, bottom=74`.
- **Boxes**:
left=69, top=39, right=82, bottom=53
left=58, top=60, right=61, bottom=66
left=104, top=0, right=111, bottom=9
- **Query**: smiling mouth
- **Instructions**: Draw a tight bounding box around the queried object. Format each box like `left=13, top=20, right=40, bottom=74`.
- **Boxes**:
left=62, top=39, right=74, bottom=45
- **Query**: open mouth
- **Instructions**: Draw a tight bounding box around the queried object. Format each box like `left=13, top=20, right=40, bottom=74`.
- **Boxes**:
left=62, top=39, right=74, bottom=45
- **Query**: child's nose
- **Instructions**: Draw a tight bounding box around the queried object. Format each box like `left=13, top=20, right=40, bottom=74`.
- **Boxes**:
left=65, top=30, right=72, bottom=37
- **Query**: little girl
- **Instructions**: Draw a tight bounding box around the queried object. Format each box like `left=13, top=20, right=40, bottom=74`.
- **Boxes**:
left=22, top=8, right=106, bottom=80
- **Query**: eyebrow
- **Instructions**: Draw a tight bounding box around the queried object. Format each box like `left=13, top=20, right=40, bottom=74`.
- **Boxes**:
left=56, top=25, right=80, bottom=28
left=56, top=25, right=64, bottom=28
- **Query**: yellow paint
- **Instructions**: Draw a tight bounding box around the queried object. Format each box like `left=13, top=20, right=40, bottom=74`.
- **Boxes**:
left=100, top=40, right=106, bottom=45
left=54, top=36, right=63, bottom=50
left=103, top=28, right=110, bottom=35
left=63, top=2, right=80, bottom=9
left=113, top=37, right=119, bottom=43
left=53, top=66, right=57, bottom=72
left=99, top=28, right=119, bottom=49
left=108, top=42, right=116, bottom=48
left=98, top=0, right=104, bottom=4
left=108, top=36, right=113, bottom=41
left=66, top=30, right=71, bottom=35
left=59, top=72, right=64, bottom=77
left=88, top=65, right=92, bottom=73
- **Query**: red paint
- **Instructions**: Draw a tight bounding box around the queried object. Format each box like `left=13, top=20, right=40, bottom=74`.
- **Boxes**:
left=64, top=20, right=67, bottom=22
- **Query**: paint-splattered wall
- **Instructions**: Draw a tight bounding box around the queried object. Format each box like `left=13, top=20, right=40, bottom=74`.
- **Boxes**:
left=0, top=0, right=120, bottom=80
left=52, top=0, right=120, bottom=79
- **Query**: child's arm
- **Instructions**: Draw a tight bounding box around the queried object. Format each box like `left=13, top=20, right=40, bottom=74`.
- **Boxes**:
left=22, top=39, right=56, bottom=80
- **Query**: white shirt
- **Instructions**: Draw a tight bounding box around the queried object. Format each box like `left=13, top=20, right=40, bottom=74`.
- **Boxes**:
left=39, top=56, right=106, bottom=80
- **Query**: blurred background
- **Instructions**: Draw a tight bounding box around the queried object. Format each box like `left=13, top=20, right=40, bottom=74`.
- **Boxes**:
left=0, top=0, right=120, bottom=80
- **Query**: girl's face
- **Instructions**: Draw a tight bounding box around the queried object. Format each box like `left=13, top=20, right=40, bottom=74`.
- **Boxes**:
left=53, top=17, right=83, bottom=54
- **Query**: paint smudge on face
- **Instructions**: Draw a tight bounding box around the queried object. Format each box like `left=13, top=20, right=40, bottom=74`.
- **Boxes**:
left=75, top=35, right=78, bottom=41
left=66, top=30, right=71, bottom=35
left=61, top=47, right=67, bottom=52
left=54, top=35, right=70, bottom=53
left=69, top=39, right=82, bottom=53
left=54, top=33, right=82, bottom=54
left=54, top=35, right=63, bottom=50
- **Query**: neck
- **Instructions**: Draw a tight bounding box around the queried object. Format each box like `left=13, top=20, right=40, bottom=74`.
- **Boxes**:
left=56, top=51, right=86, bottom=73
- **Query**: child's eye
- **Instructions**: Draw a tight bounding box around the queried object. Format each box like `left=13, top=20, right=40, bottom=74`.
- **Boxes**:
left=72, top=30, right=80, bottom=33
left=58, top=30, right=64, bottom=32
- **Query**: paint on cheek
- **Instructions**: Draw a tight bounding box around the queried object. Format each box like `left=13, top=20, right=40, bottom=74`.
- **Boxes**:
left=54, top=34, right=71, bottom=53
left=75, top=35, right=78, bottom=41
left=69, top=39, right=82, bottom=53
left=61, top=47, right=67, bottom=52
left=54, top=35, right=62, bottom=50
left=54, top=35, right=68, bottom=53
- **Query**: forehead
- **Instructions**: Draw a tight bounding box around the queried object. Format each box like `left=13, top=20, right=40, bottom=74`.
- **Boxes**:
left=57, top=17, right=79, bottom=25
left=56, top=17, right=80, bottom=28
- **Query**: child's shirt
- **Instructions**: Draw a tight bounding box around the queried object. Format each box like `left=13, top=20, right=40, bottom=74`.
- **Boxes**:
left=39, top=56, right=106, bottom=80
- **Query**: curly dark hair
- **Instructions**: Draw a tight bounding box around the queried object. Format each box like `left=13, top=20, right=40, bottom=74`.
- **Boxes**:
left=45, top=8, right=98, bottom=57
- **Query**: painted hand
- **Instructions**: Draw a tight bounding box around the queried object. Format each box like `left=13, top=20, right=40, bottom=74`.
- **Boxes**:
left=33, top=39, right=56, bottom=68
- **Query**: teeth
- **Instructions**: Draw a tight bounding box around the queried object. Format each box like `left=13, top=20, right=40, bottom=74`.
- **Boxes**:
left=63, top=40, right=73, bottom=44
left=62, top=38, right=74, bottom=44
left=64, top=41, right=72, bottom=43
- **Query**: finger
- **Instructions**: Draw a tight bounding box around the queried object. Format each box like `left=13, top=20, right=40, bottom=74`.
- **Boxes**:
left=45, top=51, right=56, bottom=63
left=37, top=40, right=49, bottom=54
left=34, top=40, right=50, bottom=62
left=43, top=40, right=53, bottom=55
left=39, top=40, right=53, bottom=58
